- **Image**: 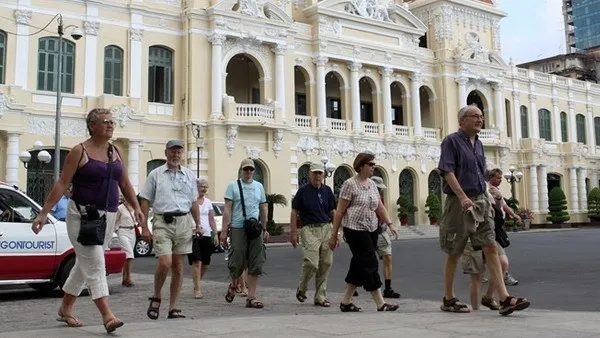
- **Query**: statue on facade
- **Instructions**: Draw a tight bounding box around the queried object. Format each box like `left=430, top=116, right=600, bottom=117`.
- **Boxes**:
left=346, top=0, right=391, bottom=22
left=237, top=0, right=262, bottom=17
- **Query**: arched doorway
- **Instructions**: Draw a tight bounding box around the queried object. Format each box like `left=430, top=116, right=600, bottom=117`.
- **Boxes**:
left=294, top=66, right=310, bottom=116
left=252, top=160, right=266, bottom=190
left=467, top=90, right=487, bottom=128
left=297, top=163, right=310, bottom=187
left=399, top=169, right=416, bottom=225
left=547, top=173, right=562, bottom=197
left=333, top=166, right=352, bottom=199
left=373, top=167, right=387, bottom=204
left=427, top=170, right=442, bottom=201
left=146, top=159, right=166, bottom=176
left=325, top=71, right=344, bottom=120
left=391, top=81, right=407, bottom=126
left=419, top=86, right=435, bottom=128
left=225, top=54, right=262, bottom=104
left=359, top=76, right=376, bottom=123
left=26, top=149, right=69, bottom=204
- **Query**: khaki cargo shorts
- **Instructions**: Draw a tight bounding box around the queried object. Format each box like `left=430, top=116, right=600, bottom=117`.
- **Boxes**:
left=439, top=193, right=496, bottom=257
left=152, top=213, right=194, bottom=257
left=227, top=228, right=266, bottom=279
left=461, top=242, right=485, bottom=275
left=377, top=231, right=392, bottom=257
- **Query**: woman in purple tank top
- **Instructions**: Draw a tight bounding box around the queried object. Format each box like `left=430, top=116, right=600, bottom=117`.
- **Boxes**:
left=31, top=108, right=144, bottom=334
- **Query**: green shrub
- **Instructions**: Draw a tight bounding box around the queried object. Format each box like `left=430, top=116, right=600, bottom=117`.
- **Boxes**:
left=547, top=187, right=570, bottom=224
left=396, top=195, right=417, bottom=219
left=266, top=220, right=284, bottom=236
left=425, top=194, right=442, bottom=220
left=587, top=187, right=600, bottom=221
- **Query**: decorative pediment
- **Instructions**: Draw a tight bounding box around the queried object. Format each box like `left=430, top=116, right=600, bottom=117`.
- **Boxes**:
left=453, top=32, right=508, bottom=68
left=209, top=0, right=293, bottom=24
left=304, top=0, right=426, bottom=35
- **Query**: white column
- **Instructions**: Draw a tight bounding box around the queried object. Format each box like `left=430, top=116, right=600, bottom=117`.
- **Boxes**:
left=209, top=34, right=226, bottom=118
left=552, top=98, right=561, bottom=143
left=6, top=133, right=20, bottom=187
left=492, top=82, right=505, bottom=132
left=83, top=21, right=99, bottom=96
left=314, top=57, right=328, bottom=129
left=538, top=165, right=548, bottom=213
left=529, top=94, right=539, bottom=139
left=578, top=167, right=588, bottom=211
left=529, top=165, right=539, bottom=212
left=586, top=106, right=595, bottom=153
left=568, top=101, right=577, bottom=143
left=128, top=140, right=141, bottom=193
left=13, top=9, right=32, bottom=89
left=380, top=67, right=393, bottom=135
left=456, top=76, right=468, bottom=108
left=129, top=28, right=144, bottom=98
left=349, top=62, right=362, bottom=134
left=273, top=44, right=286, bottom=121
left=512, top=92, right=522, bottom=144
left=591, top=171, right=599, bottom=189
left=569, top=167, right=579, bottom=211
left=410, top=73, right=423, bottom=137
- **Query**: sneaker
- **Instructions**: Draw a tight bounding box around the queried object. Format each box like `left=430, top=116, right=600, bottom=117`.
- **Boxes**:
left=481, top=295, right=500, bottom=310
left=383, top=288, right=401, bottom=299
left=481, top=277, right=489, bottom=283
left=504, top=272, right=519, bottom=286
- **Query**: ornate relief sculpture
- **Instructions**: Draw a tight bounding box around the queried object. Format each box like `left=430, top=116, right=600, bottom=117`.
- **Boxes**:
left=237, top=0, right=263, bottom=17
left=345, top=0, right=391, bottom=22
left=226, top=125, right=239, bottom=156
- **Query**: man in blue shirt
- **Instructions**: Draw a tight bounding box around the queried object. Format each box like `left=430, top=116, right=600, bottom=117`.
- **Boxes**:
left=290, top=162, right=336, bottom=307
left=220, top=158, right=268, bottom=309
left=51, top=185, right=71, bottom=221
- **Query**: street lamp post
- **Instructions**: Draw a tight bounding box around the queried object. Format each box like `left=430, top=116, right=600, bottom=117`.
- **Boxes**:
left=19, top=142, right=53, bottom=203
left=503, top=165, right=524, bottom=199
left=320, top=155, right=335, bottom=185
left=52, top=15, right=83, bottom=182
left=193, top=124, right=205, bottom=178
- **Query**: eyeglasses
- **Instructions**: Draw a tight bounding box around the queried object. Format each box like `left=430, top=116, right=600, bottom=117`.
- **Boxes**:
left=243, top=167, right=255, bottom=172
left=101, top=119, right=116, bottom=126
left=465, top=114, right=485, bottom=121
left=366, top=162, right=376, bottom=167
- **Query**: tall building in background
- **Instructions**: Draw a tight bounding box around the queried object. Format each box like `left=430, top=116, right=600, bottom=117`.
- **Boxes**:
left=564, top=0, right=600, bottom=52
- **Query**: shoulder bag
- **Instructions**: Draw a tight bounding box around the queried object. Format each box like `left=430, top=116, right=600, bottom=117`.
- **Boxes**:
left=237, top=179, right=263, bottom=240
left=76, top=144, right=114, bottom=246
left=492, top=203, right=510, bottom=248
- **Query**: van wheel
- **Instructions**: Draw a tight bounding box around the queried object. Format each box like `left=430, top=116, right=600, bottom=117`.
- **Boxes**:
left=57, top=256, right=76, bottom=290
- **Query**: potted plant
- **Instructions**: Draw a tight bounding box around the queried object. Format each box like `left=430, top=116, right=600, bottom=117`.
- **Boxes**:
left=424, top=194, right=442, bottom=225
left=396, top=196, right=417, bottom=226
left=547, top=187, right=570, bottom=225
left=265, top=193, right=288, bottom=236
left=588, top=187, right=600, bottom=223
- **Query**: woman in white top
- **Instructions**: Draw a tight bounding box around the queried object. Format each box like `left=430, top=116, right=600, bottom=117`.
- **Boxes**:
left=116, top=197, right=138, bottom=287
left=188, top=177, right=218, bottom=299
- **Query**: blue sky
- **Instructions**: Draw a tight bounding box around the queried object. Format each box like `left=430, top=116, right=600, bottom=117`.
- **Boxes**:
left=499, top=0, right=564, bottom=64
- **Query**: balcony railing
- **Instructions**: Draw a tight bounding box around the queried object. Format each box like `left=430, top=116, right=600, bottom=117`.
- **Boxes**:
left=394, top=125, right=410, bottom=137
left=362, top=122, right=380, bottom=135
left=295, top=115, right=312, bottom=131
left=423, top=127, right=438, bottom=139
left=328, top=118, right=348, bottom=133
left=479, top=129, right=499, bottom=140
left=222, top=96, right=278, bottom=125
left=236, top=104, right=274, bottom=119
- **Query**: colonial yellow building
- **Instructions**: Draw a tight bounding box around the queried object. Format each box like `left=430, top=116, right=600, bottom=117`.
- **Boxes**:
left=0, top=0, right=598, bottom=224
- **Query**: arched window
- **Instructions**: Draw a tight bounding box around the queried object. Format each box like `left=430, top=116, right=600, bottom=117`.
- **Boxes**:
left=594, top=117, right=600, bottom=146
left=0, top=30, right=6, bottom=84
left=560, top=112, right=568, bottom=142
left=146, top=159, right=166, bottom=176
left=538, top=108, right=552, bottom=141
left=520, top=106, right=529, bottom=138
left=297, top=164, right=310, bottom=187
left=576, top=114, right=586, bottom=144
left=37, top=37, right=75, bottom=93
left=148, top=46, right=173, bottom=104
left=104, top=45, right=123, bottom=95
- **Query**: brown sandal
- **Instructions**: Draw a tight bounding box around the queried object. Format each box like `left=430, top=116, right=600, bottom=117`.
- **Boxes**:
left=440, top=297, right=470, bottom=313
left=499, top=296, right=530, bottom=316
left=103, top=317, right=124, bottom=333
left=314, top=300, right=331, bottom=307
left=246, top=298, right=264, bottom=309
left=56, top=310, right=83, bottom=328
left=225, top=284, right=236, bottom=303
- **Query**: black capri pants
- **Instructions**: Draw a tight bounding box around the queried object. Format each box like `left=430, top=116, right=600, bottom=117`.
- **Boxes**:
left=343, top=227, right=382, bottom=292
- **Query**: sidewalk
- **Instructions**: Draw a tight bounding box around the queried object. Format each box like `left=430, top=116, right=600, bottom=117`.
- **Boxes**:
left=0, top=273, right=598, bottom=338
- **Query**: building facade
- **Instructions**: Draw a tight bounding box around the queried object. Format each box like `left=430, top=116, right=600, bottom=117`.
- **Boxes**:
left=0, top=0, right=599, bottom=225
left=564, top=0, right=600, bottom=52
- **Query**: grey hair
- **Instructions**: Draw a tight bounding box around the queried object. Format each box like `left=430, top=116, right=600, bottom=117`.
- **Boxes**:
left=196, top=176, right=208, bottom=186
left=86, top=108, right=111, bottom=135
left=457, top=104, right=478, bottom=122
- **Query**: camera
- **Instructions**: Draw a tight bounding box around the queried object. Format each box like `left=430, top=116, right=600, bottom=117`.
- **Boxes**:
left=70, top=26, right=83, bottom=40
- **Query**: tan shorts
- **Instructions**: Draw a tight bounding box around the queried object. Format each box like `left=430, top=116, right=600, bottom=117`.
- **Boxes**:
left=461, top=242, right=485, bottom=275
left=439, top=194, right=496, bottom=257
left=152, top=213, right=194, bottom=257
left=377, top=231, right=392, bottom=257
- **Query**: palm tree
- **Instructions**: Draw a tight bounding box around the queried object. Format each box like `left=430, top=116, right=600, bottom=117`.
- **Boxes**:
left=265, top=193, right=288, bottom=222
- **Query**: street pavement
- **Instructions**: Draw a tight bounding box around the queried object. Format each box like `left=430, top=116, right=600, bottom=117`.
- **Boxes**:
left=0, top=228, right=599, bottom=337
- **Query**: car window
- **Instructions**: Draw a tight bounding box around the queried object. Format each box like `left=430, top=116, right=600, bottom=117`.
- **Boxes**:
left=0, top=189, right=39, bottom=223
left=212, top=203, right=223, bottom=216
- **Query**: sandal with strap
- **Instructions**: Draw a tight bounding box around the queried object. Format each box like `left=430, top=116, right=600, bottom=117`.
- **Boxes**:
left=167, top=309, right=186, bottom=319
left=377, top=303, right=399, bottom=312
left=122, top=279, right=134, bottom=287
left=147, top=297, right=161, bottom=320
left=314, top=300, right=331, bottom=307
left=225, top=284, right=236, bottom=303
left=103, top=317, right=124, bottom=334
left=499, top=296, right=530, bottom=316
left=56, top=310, right=83, bottom=328
left=296, top=289, right=307, bottom=303
left=246, top=298, right=264, bottom=309
left=440, top=297, right=470, bottom=313
left=339, top=302, right=361, bottom=312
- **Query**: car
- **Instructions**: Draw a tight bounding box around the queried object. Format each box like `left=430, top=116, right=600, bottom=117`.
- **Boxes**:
left=0, top=182, right=126, bottom=292
left=133, top=201, right=225, bottom=257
